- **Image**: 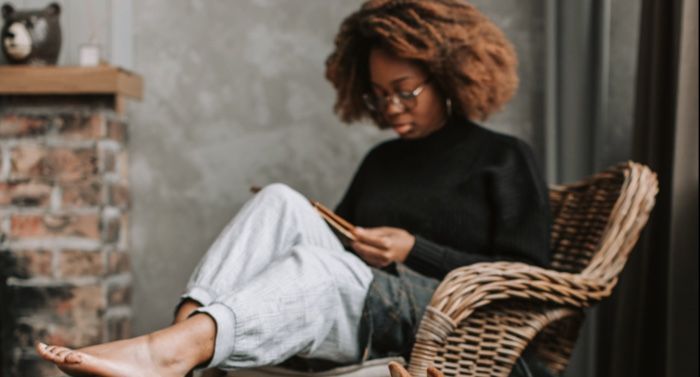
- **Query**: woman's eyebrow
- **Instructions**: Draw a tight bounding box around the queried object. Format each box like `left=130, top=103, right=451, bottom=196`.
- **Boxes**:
left=370, top=77, right=413, bottom=88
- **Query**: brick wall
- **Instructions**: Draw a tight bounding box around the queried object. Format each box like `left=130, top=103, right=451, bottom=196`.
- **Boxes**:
left=0, top=110, right=131, bottom=377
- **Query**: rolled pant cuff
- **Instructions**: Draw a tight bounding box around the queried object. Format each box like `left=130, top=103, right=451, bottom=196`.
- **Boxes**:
left=181, top=286, right=217, bottom=307
left=194, top=302, right=237, bottom=368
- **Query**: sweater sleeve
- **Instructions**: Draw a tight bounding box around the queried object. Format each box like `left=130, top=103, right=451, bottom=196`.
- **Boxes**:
left=404, top=140, right=551, bottom=279
left=405, top=235, right=494, bottom=279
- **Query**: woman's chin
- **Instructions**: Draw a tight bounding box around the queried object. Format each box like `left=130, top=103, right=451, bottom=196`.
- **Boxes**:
left=393, top=124, right=414, bottom=137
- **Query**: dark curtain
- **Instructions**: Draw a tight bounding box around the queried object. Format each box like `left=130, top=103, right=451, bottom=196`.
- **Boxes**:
left=596, top=0, right=698, bottom=376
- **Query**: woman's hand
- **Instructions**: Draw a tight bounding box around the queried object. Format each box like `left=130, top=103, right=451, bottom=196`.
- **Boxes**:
left=350, top=226, right=415, bottom=268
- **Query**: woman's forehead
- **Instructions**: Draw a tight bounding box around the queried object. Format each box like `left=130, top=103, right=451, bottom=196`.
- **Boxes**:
left=368, top=48, right=427, bottom=85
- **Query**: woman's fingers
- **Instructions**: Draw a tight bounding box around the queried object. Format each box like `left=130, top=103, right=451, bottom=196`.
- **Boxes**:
left=352, top=228, right=389, bottom=249
left=352, top=241, right=391, bottom=267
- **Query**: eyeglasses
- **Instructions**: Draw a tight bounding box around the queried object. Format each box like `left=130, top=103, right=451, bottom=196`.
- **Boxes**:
left=362, top=79, right=431, bottom=113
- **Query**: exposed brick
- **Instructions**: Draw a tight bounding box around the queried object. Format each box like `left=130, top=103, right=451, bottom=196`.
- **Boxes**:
left=117, top=150, right=128, bottom=181
left=8, top=284, right=105, bottom=347
left=0, top=249, right=53, bottom=279
left=13, top=358, right=64, bottom=377
left=10, top=213, right=101, bottom=240
left=107, top=284, right=131, bottom=306
left=58, top=250, right=104, bottom=277
left=100, top=146, right=117, bottom=174
left=62, top=180, right=102, bottom=207
left=45, top=148, right=98, bottom=183
left=0, top=114, right=50, bottom=138
left=103, top=215, right=121, bottom=244
left=107, top=251, right=130, bottom=274
left=9, top=144, right=46, bottom=180
left=107, top=120, right=127, bottom=143
left=12, top=319, right=50, bottom=348
left=107, top=183, right=130, bottom=208
left=10, top=146, right=97, bottom=183
left=3, top=181, right=52, bottom=207
left=119, top=214, right=129, bottom=248
left=55, top=113, right=103, bottom=140
left=107, top=316, right=131, bottom=341
left=0, top=182, right=11, bottom=205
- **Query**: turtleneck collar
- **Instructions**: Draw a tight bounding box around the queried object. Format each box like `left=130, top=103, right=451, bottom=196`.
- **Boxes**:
left=401, top=116, right=477, bottom=153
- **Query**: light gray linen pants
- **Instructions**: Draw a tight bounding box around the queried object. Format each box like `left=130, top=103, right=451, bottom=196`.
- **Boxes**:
left=181, top=183, right=374, bottom=370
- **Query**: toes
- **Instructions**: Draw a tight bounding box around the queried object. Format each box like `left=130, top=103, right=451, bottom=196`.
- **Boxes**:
left=427, top=366, right=444, bottom=377
left=36, top=343, right=82, bottom=364
left=48, top=346, right=69, bottom=362
left=388, top=361, right=412, bottom=377
left=64, top=351, right=83, bottom=364
left=36, top=343, right=59, bottom=362
left=54, top=348, right=73, bottom=362
left=35, top=342, right=49, bottom=357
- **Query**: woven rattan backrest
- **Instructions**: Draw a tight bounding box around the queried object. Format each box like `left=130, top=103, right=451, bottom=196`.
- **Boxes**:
left=547, top=162, right=657, bottom=281
left=407, top=162, right=658, bottom=377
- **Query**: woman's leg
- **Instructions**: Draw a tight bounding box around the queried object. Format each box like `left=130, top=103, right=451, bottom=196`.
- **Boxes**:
left=37, top=183, right=370, bottom=375
left=182, top=183, right=346, bottom=308
left=174, top=298, right=203, bottom=323
left=37, top=244, right=372, bottom=376
left=194, top=243, right=372, bottom=370
left=36, top=313, right=216, bottom=377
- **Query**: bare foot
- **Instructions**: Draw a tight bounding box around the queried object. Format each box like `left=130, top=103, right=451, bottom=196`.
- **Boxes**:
left=388, top=361, right=444, bottom=377
left=37, top=314, right=216, bottom=377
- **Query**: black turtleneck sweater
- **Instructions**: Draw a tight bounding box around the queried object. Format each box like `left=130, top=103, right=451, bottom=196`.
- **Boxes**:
left=334, top=119, right=551, bottom=280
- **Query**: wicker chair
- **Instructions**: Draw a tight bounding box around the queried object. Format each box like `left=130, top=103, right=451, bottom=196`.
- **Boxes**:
left=225, top=162, right=658, bottom=377
left=407, top=162, right=658, bottom=377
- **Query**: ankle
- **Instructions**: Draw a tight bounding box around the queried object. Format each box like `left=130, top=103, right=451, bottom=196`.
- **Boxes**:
left=188, top=314, right=217, bottom=366
left=150, top=314, right=217, bottom=370
left=174, top=300, right=202, bottom=324
left=145, top=332, right=193, bottom=372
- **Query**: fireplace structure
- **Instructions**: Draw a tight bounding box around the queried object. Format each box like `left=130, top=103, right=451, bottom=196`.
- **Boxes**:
left=0, top=66, right=142, bottom=376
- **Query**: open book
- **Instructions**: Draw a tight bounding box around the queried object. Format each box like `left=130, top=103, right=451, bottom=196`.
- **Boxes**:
left=250, top=186, right=357, bottom=242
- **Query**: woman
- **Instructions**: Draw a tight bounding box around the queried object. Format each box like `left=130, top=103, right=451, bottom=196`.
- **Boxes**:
left=36, top=1, right=551, bottom=376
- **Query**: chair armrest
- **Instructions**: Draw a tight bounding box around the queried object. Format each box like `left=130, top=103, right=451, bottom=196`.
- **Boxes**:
left=428, top=261, right=610, bottom=324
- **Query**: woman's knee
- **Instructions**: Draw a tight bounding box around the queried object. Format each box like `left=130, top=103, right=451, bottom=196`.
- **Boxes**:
left=257, top=183, right=307, bottom=207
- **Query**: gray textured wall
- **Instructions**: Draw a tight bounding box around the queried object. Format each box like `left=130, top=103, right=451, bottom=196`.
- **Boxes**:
left=128, top=0, right=547, bottom=334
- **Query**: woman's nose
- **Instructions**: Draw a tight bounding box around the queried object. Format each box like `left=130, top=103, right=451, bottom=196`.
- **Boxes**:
left=385, top=97, right=405, bottom=115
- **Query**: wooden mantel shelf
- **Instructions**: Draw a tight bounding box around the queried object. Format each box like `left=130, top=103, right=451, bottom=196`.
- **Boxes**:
left=0, top=65, right=143, bottom=100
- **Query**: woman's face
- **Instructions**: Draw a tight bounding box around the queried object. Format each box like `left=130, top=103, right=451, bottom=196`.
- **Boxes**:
left=368, top=47, right=447, bottom=139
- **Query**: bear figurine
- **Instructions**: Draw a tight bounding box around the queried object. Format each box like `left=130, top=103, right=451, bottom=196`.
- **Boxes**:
left=1, top=2, right=61, bottom=65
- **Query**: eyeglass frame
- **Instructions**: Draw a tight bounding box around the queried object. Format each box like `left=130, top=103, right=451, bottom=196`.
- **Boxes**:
left=362, top=78, right=432, bottom=113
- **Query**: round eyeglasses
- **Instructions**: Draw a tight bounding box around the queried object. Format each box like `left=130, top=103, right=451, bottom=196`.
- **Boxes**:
left=362, top=79, right=431, bottom=113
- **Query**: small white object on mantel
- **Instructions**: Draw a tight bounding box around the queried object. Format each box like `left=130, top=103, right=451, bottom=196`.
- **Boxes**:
left=79, top=44, right=101, bottom=66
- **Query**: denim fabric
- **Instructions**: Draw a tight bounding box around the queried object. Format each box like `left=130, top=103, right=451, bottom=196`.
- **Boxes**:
left=360, top=263, right=546, bottom=377
left=362, top=263, right=440, bottom=361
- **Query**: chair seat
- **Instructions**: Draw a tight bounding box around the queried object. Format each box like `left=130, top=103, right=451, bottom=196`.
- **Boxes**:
left=225, top=357, right=404, bottom=377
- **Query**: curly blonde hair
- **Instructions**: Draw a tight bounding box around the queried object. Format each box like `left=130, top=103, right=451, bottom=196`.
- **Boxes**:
left=325, top=0, right=518, bottom=124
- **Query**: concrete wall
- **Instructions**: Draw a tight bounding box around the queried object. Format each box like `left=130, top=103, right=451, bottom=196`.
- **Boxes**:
left=127, top=0, right=548, bottom=334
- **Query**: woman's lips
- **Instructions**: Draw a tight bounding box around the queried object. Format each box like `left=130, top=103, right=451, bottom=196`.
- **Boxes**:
left=393, top=123, right=413, bottom=135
